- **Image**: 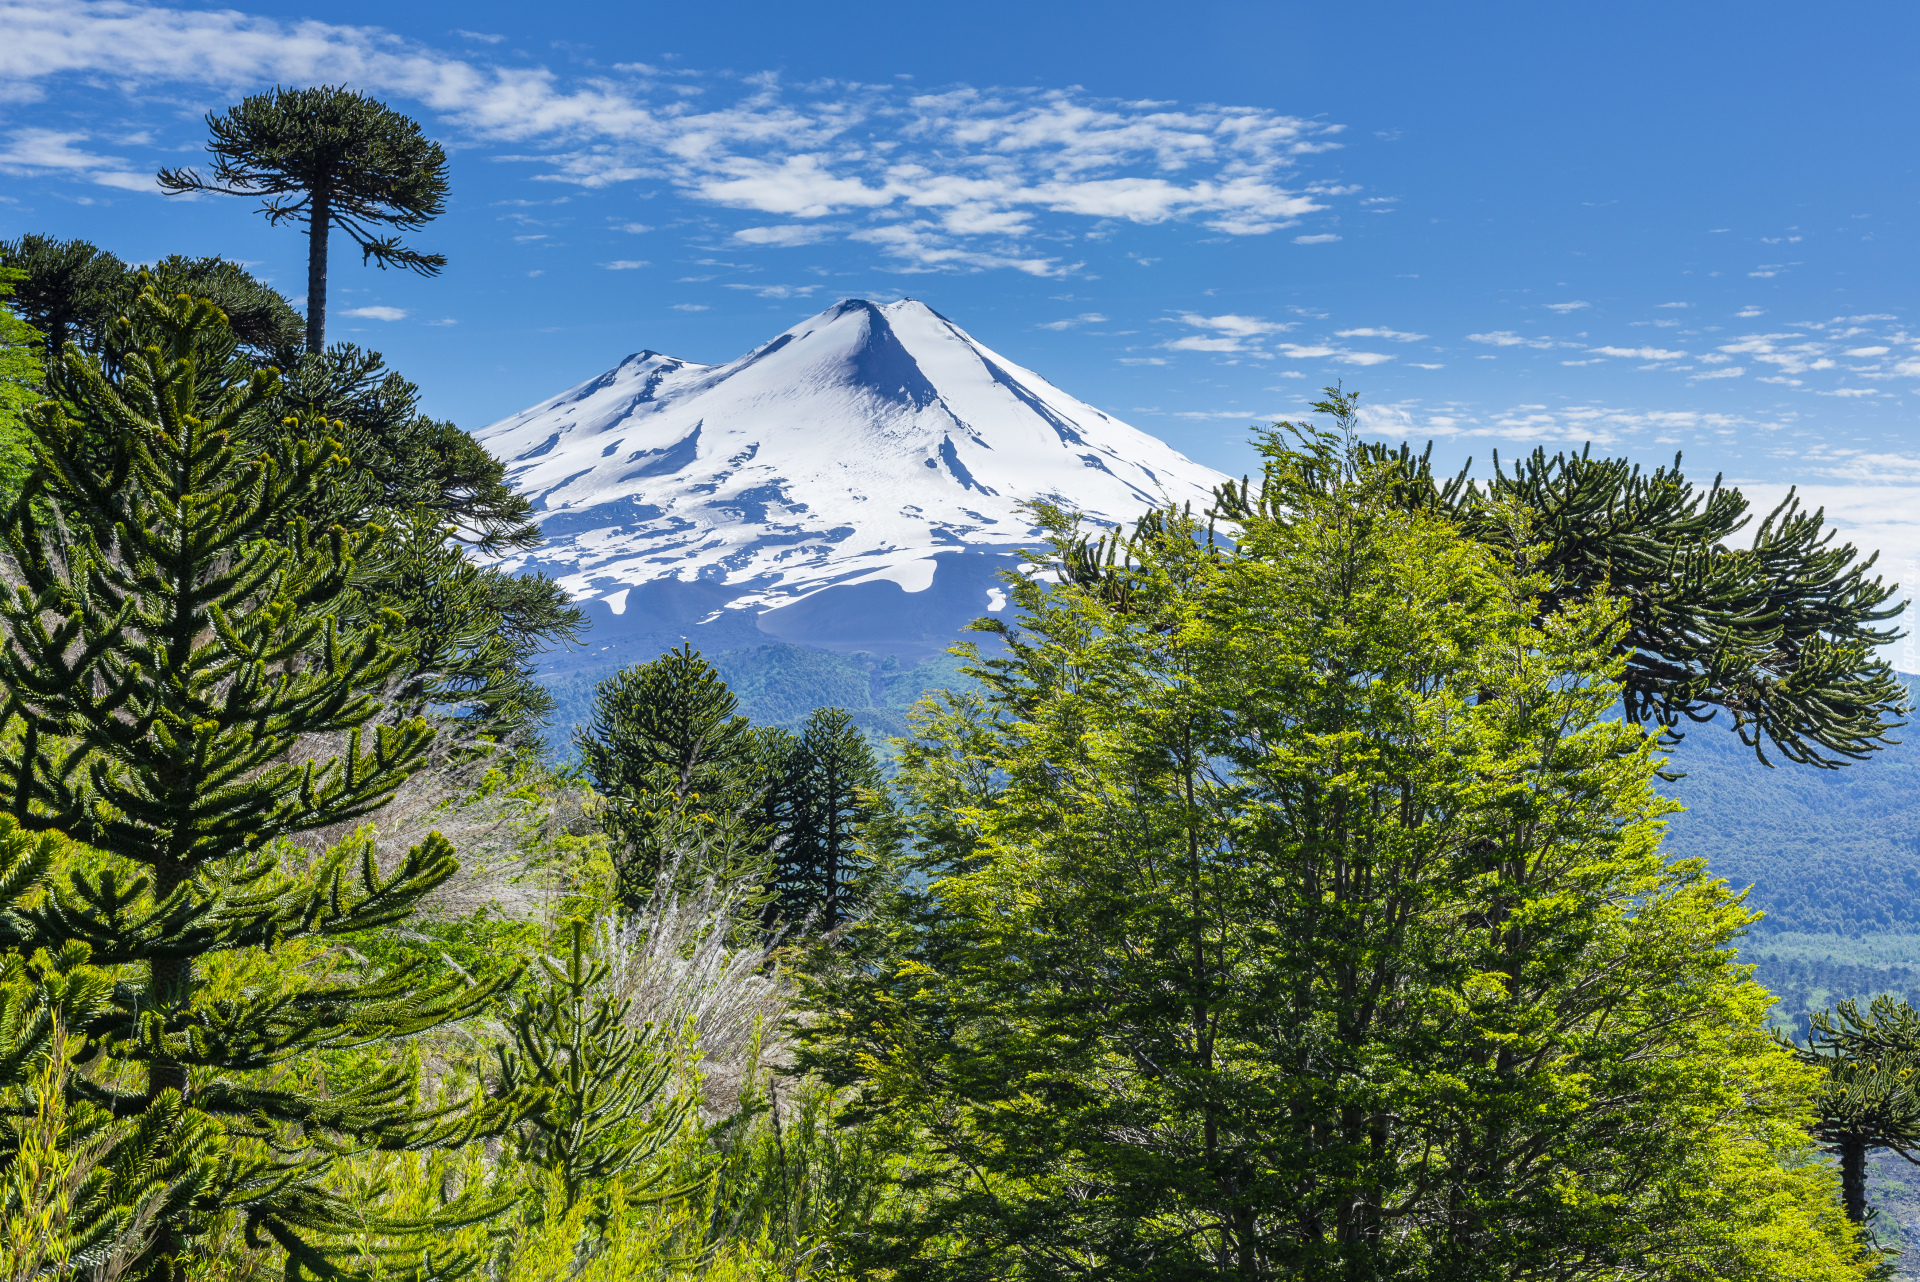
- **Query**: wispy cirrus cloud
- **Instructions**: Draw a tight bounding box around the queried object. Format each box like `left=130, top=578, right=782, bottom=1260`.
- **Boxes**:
left=0, top=2, right=1356, bottom=276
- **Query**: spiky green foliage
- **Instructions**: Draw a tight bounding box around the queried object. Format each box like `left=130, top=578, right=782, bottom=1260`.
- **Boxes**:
left=0, top=284, right=521, bottom=1280
left=493, top=918, right=698, bottom=1216
left=158, top=86, right=450, bottom=353
left=0, top=237, right=129, bottom=383
left=264, top=345, right=542, bottom=555
left=579, top=647, right=770, bottom=907
left=771, top=707, right=880, bottom=933
left=1793, top=996, right=1920, bottom=1226
left=261, top=345, right=579, bottom=747
left=145, top=255, right=305, bottom=369
left=1200, top=387, right=1907, bottom=768
left=0, top=859, right=224, bottom=1282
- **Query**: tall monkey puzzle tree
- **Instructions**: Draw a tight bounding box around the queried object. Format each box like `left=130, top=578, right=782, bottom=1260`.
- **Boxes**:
left=0, top=285, right=516, bottom=1280
left=158, top=86, right=449, bottom=353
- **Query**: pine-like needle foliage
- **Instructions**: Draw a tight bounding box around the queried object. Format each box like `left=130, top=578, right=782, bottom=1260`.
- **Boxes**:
left=1198, top=388, right=1907, bottom=767
left=0, top=284, right=519, bottom=1280
left=772, top=708, right=880, bottom=933
left=1794, top=996, right=1920, bottom=1225
left=158, top=86, right=450, bottom=353
left=578, top=647, right=769, bottom=907
left=0, top=824, right=223, bottom=1282
left=494, top=919, right=698, bottom=1216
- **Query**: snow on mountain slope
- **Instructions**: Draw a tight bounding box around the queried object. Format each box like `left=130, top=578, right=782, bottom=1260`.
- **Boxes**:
left=478, top=298, right=1228, bottom=639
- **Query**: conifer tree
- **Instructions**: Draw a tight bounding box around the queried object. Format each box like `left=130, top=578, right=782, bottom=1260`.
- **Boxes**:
left=158, top=86, right=450, bottom=353
left=1795, top=996, right=1920, bottom=1225
left=773, top=708, right=879, bottom=932
left=579, top=648, right=767, bottom=906
left=0, top=237, right=129, bottom=388
left=493, top=919, right=698, bottom=1216
left=1201, top=387, right=1906, bottom=768
left=0, top=284, right=518, bottom=1279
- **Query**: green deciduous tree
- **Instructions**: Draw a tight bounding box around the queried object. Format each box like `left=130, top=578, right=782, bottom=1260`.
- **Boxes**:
left=158, top=86, right=450, bottom=353
left=811, top=424, right=1870, bottom=1280
left=0, top=270, right=43, bottom=508
left=0, top=285, right=518, bottom=1279
left=1204, top=388, right=1906, bottom=768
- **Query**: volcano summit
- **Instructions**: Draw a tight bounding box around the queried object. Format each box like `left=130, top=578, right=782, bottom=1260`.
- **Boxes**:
left=479, top=297, right=1226, bottom=669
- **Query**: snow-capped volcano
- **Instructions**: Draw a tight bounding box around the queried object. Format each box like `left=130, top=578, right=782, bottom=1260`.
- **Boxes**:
left=479, top=298, right=1227, bottom=658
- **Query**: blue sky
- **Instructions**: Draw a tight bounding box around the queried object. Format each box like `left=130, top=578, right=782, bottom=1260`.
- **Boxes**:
left=5, top=0, right=1920, bottom=619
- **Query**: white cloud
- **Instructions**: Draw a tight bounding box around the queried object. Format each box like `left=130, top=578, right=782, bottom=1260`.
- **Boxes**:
left=602, top=259, right=649, bottom=270
left=671, top=303, right=709, bottom=311
left=1544, top=301, right=1590, bottom=313
left=1037, top=312, right=1107, bottom=330
left=1589, top=345, right=1687, bottom=360
left=722, top=283, right=819, bottom=298
left=1736, top=307, right=1766, bottom=317
left=1845, top=346, right=1891, bottom=357
left=1657, top=302, right=1690, bottom=309
left=732, top=224, right=836, bottom=247
left=1689, top=366, right=1744, bottom=380
left=1468, top=331, right=1554, bottom=349
left=1174, top=312, right=1293, bottom=339
left=0, top=6, right=1358, bottom=274
left=1292, top=233, right=1340, bottom=244
left=340, top=305, right=407, bottom=321
left=1117, top=356, right=1167, bottom=365
left=0, top=126, right=157, bottom=191
left=612, top=221, right=653, bottom=234
left=1336, top=327, right=1427, bottom=342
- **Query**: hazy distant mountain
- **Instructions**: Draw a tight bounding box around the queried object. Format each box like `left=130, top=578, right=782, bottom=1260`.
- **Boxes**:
left=478, top=297, right=1226, bottom=670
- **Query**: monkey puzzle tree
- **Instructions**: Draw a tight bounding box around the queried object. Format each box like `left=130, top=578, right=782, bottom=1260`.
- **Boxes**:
left=578, top=647, right=768, bottom=907
left=773, top=707, right=880, bottom=933
left=1190, top=387, right=1907, bottom=768
left=0, top=237, right=129, bottom=388
left=1794, top=996, right=1920, bottom=1226
left=0, top=284, right=517, bottom=1279
left=158, top=86, right=449, bottom=353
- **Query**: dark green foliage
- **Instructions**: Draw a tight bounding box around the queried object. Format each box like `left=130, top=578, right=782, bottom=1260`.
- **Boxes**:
left=1794, top=996, right=1920, bottom=1224
left=0, top=236, right=130, bottom=383
left=0, top=286, right=518, bottom=1279
left=262, top=345, right=580, bottom=747
left=493, top=919, right=697, bottom=1214
left=1203, top=387, right=1907, bottom=768
left=578, top=647, right=765, bottom=905
left=0, top=821, right=223, bottom=1278
left=267, top=345, right=542, bottom=554
left=348, top=510, right=578, bottom=746
left=772, top=707, right=880, bottom=932
left=146, top=253, right=305, bottom=368
left=158, top=85, right=451, bottom=352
